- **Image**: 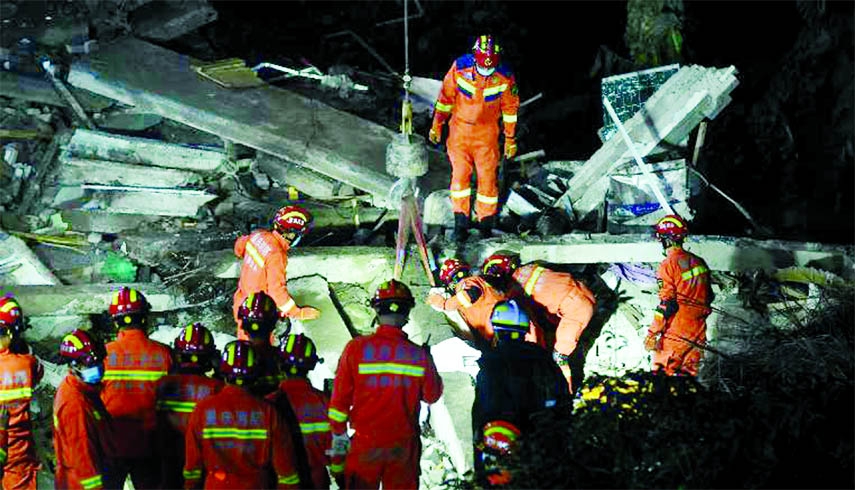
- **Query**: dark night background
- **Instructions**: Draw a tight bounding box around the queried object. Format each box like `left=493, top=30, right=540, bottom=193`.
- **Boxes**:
left=160, top=0, right=854, bottom=244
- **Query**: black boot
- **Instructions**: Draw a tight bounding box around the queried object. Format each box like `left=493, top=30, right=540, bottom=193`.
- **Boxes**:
left=478, top=216, right=496, bottom=236
left=452, top=213, right=469, bottom=242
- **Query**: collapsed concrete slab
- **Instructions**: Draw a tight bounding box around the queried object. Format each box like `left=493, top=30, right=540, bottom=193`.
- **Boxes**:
left=6, top=283, right=188, bottom=316
left=59, top=209, right=161, bottom=234
left=256, top=153, right=355, bottom=199
left=58, top=154, right=203, bottom=187
left=0, top=72, right=114, bottom=111
left=0, top=231, right=60, bottom=286
left=55, top=184, right=218, bottom=217
left=130, top=0, right=218, bottom=42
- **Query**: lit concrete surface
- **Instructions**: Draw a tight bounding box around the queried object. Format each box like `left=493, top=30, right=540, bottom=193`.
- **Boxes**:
left=0, top=232, right=61, bottom=286
left=5, top=283, right=188, bottom=316
left=0, top=71, right=114, bottom=111
left=58, top=155, right=202, bottom=187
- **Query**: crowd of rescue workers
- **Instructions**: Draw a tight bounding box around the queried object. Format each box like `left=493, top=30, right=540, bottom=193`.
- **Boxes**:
left=0, top=35, right=714, bottom=490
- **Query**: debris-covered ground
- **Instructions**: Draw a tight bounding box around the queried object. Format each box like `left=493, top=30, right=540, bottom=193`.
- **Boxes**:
left=1, top=0, right=853, bottom=488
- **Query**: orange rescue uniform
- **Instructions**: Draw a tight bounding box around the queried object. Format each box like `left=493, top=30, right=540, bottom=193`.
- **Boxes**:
left=233, top=230, right=299, bottom=339
left=53, top=375, right=112, bottom=490
left=155, top=373, right=224, bottom=489
left=649, top=247, right=713, bottom=376
left=433, top=54, right=520, bottom=220
left=0, top=347, right=43, bottom=490
left=101, top=329, right=172, bottom=489
left=329, top=325, right=443, bottom=489
left=183, top=384, right=300, bottom=489
left=267, top=378, right=333, bottom=489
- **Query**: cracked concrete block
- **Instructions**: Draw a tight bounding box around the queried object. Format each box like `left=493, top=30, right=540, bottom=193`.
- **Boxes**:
left=25, top=315, right=87, bottom=343
left=75, top=185, right=218, bottom=217
left=431, top=371, right=475, bottom=473
left=0, top=232, right=61, bottom=286
left=423, top=190, right=453, bottom=227
left=256, top=154, right=355, bottom=199
left=58, top=154, right=202, bottom=187
left=6, top=283, right=188, bottom=316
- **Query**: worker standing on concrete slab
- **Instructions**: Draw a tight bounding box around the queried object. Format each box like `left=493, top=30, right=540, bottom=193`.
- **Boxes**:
left=184, top=340, right=300, bottom=489
left=328, top=280, right=443, bottom=489
left=472, top=300, right=569, bottom=487
left=429, top=34, right=520, bottom=241
left=53, top=329, right=111, bottom=490
left=237, top=292, right=284, bottom=396
left=101, top=287, right=172, bottom=489
left=267, top=333, right=332, bottom=489
left=645, top=215, right=713, bottom=377
left=155, top=323, right=223, bottom=489
left=482, top=252, right=596, bottom=391
left=0, top=296, right=43, bottom=489
left=233, top=205, right=320, bottom=339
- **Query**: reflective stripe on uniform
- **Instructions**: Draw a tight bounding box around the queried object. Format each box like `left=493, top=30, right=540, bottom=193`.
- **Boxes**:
left=202, top=427, right=267, bottom=440
left=0, top=447, right=6, bottom=464
left=244, top=241, right=266, bottom=268
left=183, top=468, right=202, bottom=480
left=450, top=188, right=472, bottom=200
left=358, top=362, right=425, bottom=377
left=0, top=387, right=32, bottom=402
left=80, top=474, right=103, bottom=490
left=278, top=473, right=300, bottom=485
left=299, top=421, right=331, bottom=434
left=476, top=193, right=498, bottom=205
left=483, top=84, right=508, bottom=98
left=103, top=370, right=167, bottom=381
left=330, top=463, right=345, bottom=473
left=523, top=266, right=545, bottom=295
left=278, top=298, right=297, bottom=314
left=681, top=265, right=709, bottom=281
left=156, top=400, right=197, bottom=413
left=329, top=408, right=348, bottom=423
left=456, top=77, right=476, bottom=97
left=435, top=101, right=453, bottom=113
left=455, top=290, right=473, bottom=308
left=502, top=113, right=517, bottom=123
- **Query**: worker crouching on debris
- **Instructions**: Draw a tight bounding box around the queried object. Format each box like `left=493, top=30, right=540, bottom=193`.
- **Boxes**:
left=645, top=215, right=713, bottom=376
left=184, top=341, right=300, bottom=489
left=482, top=252, right=596, bottom=391
left=233, top=205, right=321, bottom=339
left=237, top=292, right=284, bottom=396
left=267, top=334, right=332, bottom=489
left=101, top=287, right=172, bottom=489
left=0, top=296, right=43, bottom=489
left=155, top=323, right=223, bottom=489
left=53, top=329, right=111, bottom=490
left=328, top=280, right=443, bottom=489
left=429, top=34, right=520, bottom=240
left=472, top=300, right=569, bottom=487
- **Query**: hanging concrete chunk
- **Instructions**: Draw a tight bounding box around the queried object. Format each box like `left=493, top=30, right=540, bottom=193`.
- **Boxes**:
left=0, top=232, right=60, bottom=286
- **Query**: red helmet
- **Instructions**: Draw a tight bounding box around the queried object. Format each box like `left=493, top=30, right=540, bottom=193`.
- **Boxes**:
left=237, top=292, right=278, bottom=338
left=0, top=296, right=24, bottom=335
left=59, top=329, right=105, bottom=367
left=439, top=258, right=471, bottom=287
left=654, top=214, right=689, bottom=241
left=278, top=333, right=320, bottom=374
left=220, top=340, right=258, bottom=384
left=482, top=420, right=521, bottom=455
left=272, top=205, right=312, bottom=235
left=482, top=252, right=520, bottom=279
left=108, top=287, right=149, bottom=321
left=371, top=279, right=415, bottom=313
left=174, top=322, right=217, bottom=361
left=473, top=34, right=501, bottom=70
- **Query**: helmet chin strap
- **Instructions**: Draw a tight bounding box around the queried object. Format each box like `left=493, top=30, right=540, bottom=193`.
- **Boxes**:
left=476, top=65, right=496, bottom=77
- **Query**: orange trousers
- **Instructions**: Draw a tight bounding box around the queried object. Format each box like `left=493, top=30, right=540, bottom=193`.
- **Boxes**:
left=2, top=467, right=38, bottom=490
left=652, top=314, right=708, bottom=376
left=344, top=434, right=420, bottom=490
left=447, top=120, right=500, bottom=221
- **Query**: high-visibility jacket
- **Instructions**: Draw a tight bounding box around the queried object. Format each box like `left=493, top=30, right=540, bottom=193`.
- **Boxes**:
left=432, top=276, right=508, bottom=343
left=53, top=375, right=112, bottom=490
left=183, top=384, right=300, bottom=489
left=233, top=229, right=299, bottom=324
left=267, top=378, right=332, bottom=489
left=0, top=348, right=42, bottom=477
left=101, top=329, right=172, bottom=459
left=155, top=372, right=223, bottom=489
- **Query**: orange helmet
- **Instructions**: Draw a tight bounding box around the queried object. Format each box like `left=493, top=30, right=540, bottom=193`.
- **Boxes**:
left=278, top=333, right=320, bottom=374
left=59, top=329, right=106, bottom=367
left=0, top=296, right=25, bottom=336
left=219, top=340, right=258, bottom=384
left=439, top=258, right=470, bottom=287
left=371, top=279, right=415, bottom=314
left=654, top=214, right=689, bottom=241
left=482, top=252, right=520, bottom=279
left=272, top=205, right=312, bottom=235
left=108, top=287, right=149, bottom=324
left=237, top=292, right=279, bottom=339
left=473, top=34, right=501, bottom=70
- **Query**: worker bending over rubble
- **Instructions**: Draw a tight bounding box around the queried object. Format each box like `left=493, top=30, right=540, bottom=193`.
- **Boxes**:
left=233, top=205, right=320, bottom=339
left=645, top=215, right=713, bottom=376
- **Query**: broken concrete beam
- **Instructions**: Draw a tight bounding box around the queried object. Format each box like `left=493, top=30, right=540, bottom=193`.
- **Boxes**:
left=256, top=154, right=355, bottom=199
left=67, top=129, right=225, bottom=172
left=558, top=65, right=739, bottom=219
left=58, top=153, right=202, bottom=187
left=5, top=283, right=188, bottom=316
left=60, top=209, right=161, bottom=234
left=0, top=231, right=61, bottom=286
left=0, top=72, right=114, bottom=112
left=76, top=184, right=217, bottom=217
left=131, top=0, right=218, bottom=42
left=67, top=37, right=399, bottom=205
left=214, top=196, right=393, bottom=231
left=117, top=229, right=242, bottom=266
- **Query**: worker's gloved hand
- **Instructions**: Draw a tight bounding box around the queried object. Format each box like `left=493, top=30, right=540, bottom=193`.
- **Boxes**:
left=503, top=137, right=517, bottom=159
left=328, top=432, right=351, bottom=458
left=428, top=125, right=442, bottom=145
left=427, top=292, right=447, bottom=312
left=297, top=306, right=320, bottom=321
left=644, top=331, right=662, bottom=352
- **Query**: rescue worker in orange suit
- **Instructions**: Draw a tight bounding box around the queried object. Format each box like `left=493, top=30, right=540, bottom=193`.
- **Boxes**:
left=428, top=258, right=543, bottom=349
left=267, top=334, right=333, bottom=489
left=482, top=252, right=596, bottom=390
left=233, top=205, right=320, bottom=340
left=429, top=34, right=520, bottom=240
left=184, top=340, right=300, bottom=489
left=237, top=292, right=283, bottom=396
left=0, top=296, right=43, bottom=489
left=644, top=215, right=713, bottom=377
left=472, top=300, right=569, bottom=487
left=101, top=287, right=173, bottom=489
left=328, top=280, right=443, bottom=489
left=53, top=329, right=112, bottom=490
left=155, top=323, right=224, bottom=489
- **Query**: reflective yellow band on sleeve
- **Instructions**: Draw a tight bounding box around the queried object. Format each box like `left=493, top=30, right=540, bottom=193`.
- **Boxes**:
left=502, top=113, right=517, bottom=123
left=80, top=474, right=103, bottom=490
left=244, top=241, right=266, bottom=268
left=156, top=400, right=197, bottom=413
left=183, top=468, right=202, bottom=480
left=278, top=298, right=297, bottom=314
left=0, top=448, right=7, bottom=464
left=278, top=473, right=300, bottom=485
left=435, top=101, right=453, bottom=113
left=329, top=408, right=348, bottom=423
left=330, top=463, right=345, bottom=473
left=681, top=265, right=709, bottom=281
left=523, top=266, right=545, bottom=295
left=455, top=290, right=473, bottom=308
